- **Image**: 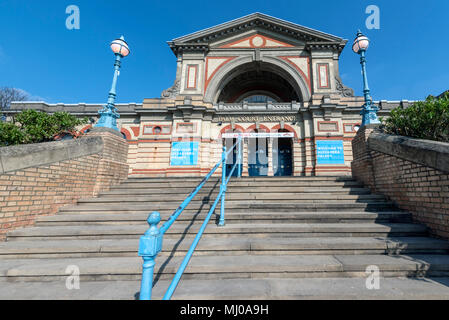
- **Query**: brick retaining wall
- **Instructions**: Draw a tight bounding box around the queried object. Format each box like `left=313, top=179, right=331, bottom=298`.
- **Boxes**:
left=0, top=128, right=129, bottom=240
left=352, top=126, right=449, bottom=239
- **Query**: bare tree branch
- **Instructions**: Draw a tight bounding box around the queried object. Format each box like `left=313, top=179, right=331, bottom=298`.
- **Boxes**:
left=0, top=87, right=29, bottom=111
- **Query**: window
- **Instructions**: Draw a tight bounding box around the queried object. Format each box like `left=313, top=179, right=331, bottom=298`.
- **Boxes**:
left=153, top=126, right=162, bottom=134
left=243, top=95, right=277, bottom=103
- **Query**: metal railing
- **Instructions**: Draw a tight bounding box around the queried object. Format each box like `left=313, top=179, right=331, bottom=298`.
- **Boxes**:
left=138, top=137, right=242, bottom=300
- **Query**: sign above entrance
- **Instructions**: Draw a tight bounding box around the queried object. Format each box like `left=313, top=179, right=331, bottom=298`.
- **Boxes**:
left=222, top=132, right=294, bottom=138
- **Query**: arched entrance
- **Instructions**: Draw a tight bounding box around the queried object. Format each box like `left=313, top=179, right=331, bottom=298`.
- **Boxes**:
left=215, top=61, right=302, bottom=103
left=204, top=55, right=311, bottom=103
left=272, top=129, right=293, bottom=176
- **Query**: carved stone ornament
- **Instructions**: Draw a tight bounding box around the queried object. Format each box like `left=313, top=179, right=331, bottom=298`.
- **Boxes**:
left=161, top=80, right=181, bottom=98
left=335, top=76, right=354, bottom=97
left=215, top=115, right=297, bottom=123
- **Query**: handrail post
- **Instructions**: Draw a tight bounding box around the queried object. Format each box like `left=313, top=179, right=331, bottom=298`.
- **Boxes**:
left=237, top=136, right=242, bottom=178
left=138, top=211, right=163, bottom=300
left=219, top=146, right=226, bottom=226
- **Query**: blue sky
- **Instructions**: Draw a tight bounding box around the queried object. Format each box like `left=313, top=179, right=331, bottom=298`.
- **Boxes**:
left=0, top=0, right=448, bottom=104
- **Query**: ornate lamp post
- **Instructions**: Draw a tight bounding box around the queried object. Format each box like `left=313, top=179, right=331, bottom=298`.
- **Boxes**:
left=352, top=30, right=380, bottom=126
left=95, top=36, right=130, bottom=131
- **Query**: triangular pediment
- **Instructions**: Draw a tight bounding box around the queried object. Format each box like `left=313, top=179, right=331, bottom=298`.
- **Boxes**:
left=168, top=13, right=347, bottom=55
left=217, top=33, right=296, bottom=49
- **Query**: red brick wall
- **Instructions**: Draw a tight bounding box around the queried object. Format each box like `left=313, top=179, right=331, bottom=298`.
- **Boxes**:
left=0, top=130, right=129, bottom=241
left=352, top=127, right=449, bottom=239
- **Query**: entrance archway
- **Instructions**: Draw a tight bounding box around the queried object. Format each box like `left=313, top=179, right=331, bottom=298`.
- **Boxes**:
left=205, top=57, right=310, bottom=103
left=217, top=64, right=300, bottom=103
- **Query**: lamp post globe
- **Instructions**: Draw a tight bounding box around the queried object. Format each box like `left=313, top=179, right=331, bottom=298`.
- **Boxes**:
left=353, top=30, right=380, bottom=127
left=95, top=36, right=130, bottom=131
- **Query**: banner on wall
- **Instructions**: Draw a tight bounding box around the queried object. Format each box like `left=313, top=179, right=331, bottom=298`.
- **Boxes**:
left=316, top=140, right=345, bottom=165
left=170, top=142, right=199, bottom=166
left=222, top=132, right=294, bottom=138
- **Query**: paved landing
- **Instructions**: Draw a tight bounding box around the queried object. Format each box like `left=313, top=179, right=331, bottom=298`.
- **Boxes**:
left=1, top=278, right=449, bottom=300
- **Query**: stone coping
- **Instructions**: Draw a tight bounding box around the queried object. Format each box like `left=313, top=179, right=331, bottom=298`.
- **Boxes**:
left=368, top=131, right=449, bottom=173
left=0, top=136, right=103, bottom=174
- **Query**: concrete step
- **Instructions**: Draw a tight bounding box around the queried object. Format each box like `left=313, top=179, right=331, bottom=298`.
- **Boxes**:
left=100, top=187, right=373, bottom=196
left=1, top=237, right=447, bottom=259
left=79, top=194, right=387, bottom=203
left=59, top=202, right=396, bottom=213
left=6, top=223, right=428, bottom=241
left=2, top=277, right=449, bottom=300
left=124, top=176, right=356, bottom=183
left=117, top=181, right=364, bottom=189
left=35, top=211, right=412, bottom=226
left=2, top=254, right=449, bottom=282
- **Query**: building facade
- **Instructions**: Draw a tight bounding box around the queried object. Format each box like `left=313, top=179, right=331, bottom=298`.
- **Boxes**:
left=7, top=13, right=414, bottom=177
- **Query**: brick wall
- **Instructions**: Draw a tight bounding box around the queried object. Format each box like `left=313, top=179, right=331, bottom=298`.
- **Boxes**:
left=0, top=128, right=129, bottom=240
left=352, top=126, right=449, bottom=239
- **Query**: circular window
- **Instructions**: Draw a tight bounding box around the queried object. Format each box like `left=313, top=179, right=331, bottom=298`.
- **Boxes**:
left=153, top=126, right=162, bottom=134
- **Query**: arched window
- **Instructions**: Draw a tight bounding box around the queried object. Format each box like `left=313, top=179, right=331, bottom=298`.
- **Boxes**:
left=241, top=95, right=277, bottom=103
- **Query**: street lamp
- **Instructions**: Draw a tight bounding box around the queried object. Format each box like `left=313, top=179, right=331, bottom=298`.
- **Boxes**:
left=95, top=36, right=130, bottom=131
left=352, top=30, right=380, bottom=127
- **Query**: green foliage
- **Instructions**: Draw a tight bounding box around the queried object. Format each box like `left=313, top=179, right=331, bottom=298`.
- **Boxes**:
left=0, top=121, right=25, bottom=146
left=0, top=110, right=88, bottom=146
left=382, top=93, right=449, bottom=143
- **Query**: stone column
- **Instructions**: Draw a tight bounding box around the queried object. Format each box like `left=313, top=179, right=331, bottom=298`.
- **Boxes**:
left=242, top=138, right=249, bottom=177
left=302, top=113, right=315, bottom=176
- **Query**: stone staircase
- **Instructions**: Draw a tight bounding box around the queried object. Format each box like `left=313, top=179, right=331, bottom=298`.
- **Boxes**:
left=1, top=176, right=449, bottom=299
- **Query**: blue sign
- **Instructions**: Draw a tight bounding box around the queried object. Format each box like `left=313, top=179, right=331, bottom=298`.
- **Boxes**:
left=316, top=140, right=345, bottom=165
left=170, top=142, right=199, bottom=166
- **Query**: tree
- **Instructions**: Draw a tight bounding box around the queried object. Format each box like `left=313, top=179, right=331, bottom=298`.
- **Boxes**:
left=381, top=93, right=449, bottom=143
left=0, top=87, right=29, bottom=115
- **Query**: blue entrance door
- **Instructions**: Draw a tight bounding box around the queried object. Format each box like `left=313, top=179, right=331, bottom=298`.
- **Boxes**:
left=248, top=137, right=268, bottom=176
left=273, top=138, right=293, bottom=176
left=224, top=138, right=242, bottom=177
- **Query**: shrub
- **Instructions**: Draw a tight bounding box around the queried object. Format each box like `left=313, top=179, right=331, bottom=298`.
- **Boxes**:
left=0, top=110, right=88, bottom=146
left=381, top=93, right=449, bottom=143
left=0, top=121, right=25, bottom=146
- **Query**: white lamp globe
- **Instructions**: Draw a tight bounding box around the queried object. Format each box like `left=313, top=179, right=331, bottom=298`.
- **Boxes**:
left=352, top=31, right=370, bottom=53
left=110, top=36, right=130, bottom=57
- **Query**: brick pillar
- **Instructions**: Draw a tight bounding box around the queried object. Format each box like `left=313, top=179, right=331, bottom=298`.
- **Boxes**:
left=351, top=124, right=381, bottom=190
left=84, top=127, right=129, bottom=196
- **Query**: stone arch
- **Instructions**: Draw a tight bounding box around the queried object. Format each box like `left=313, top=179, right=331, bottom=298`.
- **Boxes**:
left=218, top=124, right=245, bottom=138
left=245, top=124, right=270, bottom=133
left=271, top=124, right=298, bottom=139
left=204, top=55, right=311, bottom=103
left=120, top=128, right=132, bottom=140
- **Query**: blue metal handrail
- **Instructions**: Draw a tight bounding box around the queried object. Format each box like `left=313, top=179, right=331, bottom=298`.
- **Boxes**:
left=138, top=137, right=242, bottom=300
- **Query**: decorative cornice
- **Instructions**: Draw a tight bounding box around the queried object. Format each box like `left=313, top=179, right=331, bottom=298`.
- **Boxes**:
left=306, top=42, right=347, bottom=53
left=167, top=43, right=209, bottom=56
left=168, top=13, right=347, bottom=56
